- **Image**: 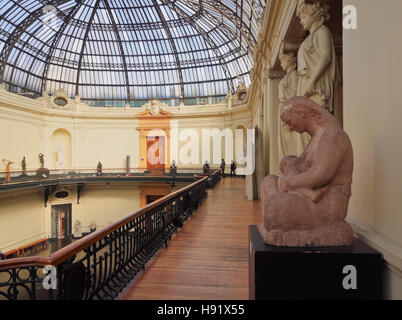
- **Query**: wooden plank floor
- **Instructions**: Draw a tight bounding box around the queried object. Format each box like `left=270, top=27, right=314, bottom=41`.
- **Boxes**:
left=123, top=176, right=261, bottom=300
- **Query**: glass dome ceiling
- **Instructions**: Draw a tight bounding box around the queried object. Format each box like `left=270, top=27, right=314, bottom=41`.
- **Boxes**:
left=0, top=0, right=265, bottom=107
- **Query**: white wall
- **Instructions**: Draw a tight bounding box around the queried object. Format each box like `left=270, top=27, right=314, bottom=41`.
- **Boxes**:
left=0, top=94, right=251, bottom=172
left=344, top=0, right=402, bottom=299
left=344, top=0, right=402, bottom=246
left=0, top=185, right=142, bottom=252
left=0, top=113, right=42, bottom=171
left=78, top=127, right=140, bottom=168
left=0, top=190, right=43, bottom=252
left=69, top=185, right=141, bottom=231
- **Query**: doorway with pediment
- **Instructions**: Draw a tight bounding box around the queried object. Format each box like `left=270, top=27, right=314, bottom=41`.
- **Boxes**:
left=136, top=101, right=173, bottom=174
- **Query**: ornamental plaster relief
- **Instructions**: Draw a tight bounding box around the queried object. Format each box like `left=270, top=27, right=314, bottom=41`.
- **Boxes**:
left=43, top=88, right=75, bottom=111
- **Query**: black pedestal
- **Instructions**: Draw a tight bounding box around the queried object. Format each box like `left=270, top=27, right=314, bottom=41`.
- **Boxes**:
left=249, top=225, right=383, bottom=300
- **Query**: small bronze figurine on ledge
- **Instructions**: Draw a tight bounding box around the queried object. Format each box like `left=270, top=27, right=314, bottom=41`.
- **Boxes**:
left=36, top=153, right=49, bottom=178
left=39, top=153, right=44, bottom=169
left=21, top=156, right=27, bottom=176
left=2, top=159, right=14, bottom=183
left=97, top=161, right=103, bottom=176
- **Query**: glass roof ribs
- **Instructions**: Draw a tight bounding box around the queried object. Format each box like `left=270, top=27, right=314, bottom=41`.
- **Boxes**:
left=152, top=0, right=184, bottom=101
left=101, top=0, right=130, bottom=104
left=41, top=0, right=85, bottom=92
left=0, top=0, right=265, bottom=105
left=0, top=1, right=71, bottom=82
left=160, top=0, right=235, bottom=93
left=75, top=0, right=101, bottom=97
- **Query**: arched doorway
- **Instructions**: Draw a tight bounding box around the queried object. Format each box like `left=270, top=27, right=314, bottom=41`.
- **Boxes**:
left=136, top=102, right=173, bottom=172
left=146, top=133, right=167, bottom=175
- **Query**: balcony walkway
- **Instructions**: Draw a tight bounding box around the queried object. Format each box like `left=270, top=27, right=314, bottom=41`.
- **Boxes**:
left=122, top=176, right=261, bottom=300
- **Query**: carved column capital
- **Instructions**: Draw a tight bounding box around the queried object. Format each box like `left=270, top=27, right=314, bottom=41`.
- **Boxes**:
left=268, top=69, right=286, bottom=80
left=262, top=62, right=274, bottom=81
left=282, top=41, right=302, bottom=53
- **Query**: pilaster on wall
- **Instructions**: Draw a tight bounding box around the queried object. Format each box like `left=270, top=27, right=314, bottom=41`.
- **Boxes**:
left=43, top=127, right=51, bottom=170
left=243, top=0, right=290, bottom=201
left=267, top=78, right=281, bottom=175
left=248, top=0, right=288, bottom=117
left=261, top=68, right=269, bottom=177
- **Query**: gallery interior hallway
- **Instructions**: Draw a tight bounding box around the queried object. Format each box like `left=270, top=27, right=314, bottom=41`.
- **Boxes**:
left=122, top=176, right=261, bottom=300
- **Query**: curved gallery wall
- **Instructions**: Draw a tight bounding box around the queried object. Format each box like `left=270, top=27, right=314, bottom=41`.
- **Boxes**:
left=0, top=87, right=251, bottom=172
left=0, top=88, right=250, bottom=254
left=0, top=182, right=193, bottom=253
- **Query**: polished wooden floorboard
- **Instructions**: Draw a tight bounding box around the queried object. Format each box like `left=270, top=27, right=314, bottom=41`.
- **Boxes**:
left=123, top=177, right=261, bottom=300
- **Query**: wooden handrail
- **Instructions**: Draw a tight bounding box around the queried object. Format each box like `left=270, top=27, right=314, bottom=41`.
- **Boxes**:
left=0, top=167, right=224, bottom=174
left=0, top=170, right=220, bottom=271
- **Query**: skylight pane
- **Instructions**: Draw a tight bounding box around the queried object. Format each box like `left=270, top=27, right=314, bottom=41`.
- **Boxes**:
left=0, top=0, right=261, bottom=105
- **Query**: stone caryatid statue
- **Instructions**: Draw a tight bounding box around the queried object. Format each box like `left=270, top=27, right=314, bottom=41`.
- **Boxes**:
left=278, top=52, right=310, bottom=158
left=258, top=97, right=354, bottom=247
left=296, top=0, right=336, bottom=113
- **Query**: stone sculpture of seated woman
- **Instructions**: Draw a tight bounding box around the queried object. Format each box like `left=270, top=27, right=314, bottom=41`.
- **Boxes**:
left=258, top=96, right=354, bottom=247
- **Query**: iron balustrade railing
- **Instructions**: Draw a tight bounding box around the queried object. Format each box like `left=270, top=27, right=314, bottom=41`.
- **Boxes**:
left=0, top=167, right=224, bottom=185
left=0, top=170, right=221, bottom=300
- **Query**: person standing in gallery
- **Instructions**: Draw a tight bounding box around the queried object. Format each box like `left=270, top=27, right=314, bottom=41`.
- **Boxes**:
left=220, top=159, right=226, bottom=177
left=230, top=160, right=237, bottom=176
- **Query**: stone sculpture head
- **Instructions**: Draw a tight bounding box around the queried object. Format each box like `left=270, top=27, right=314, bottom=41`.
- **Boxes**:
left=280, top=96, right=332, bottom=134
left=279, top=52, right=296, bottom=73
left=296, top=0, right=330, bottom=31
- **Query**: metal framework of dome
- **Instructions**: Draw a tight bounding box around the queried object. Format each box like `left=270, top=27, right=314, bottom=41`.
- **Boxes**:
left=0, top=0, right=265, bottom=107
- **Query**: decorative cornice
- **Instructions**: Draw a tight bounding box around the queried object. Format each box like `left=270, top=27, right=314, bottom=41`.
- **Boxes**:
left=0, top=88, right=250, bottom=120
left=136, top=100, right=173, bottom=118
left=46, top=88, right=74, bottom=111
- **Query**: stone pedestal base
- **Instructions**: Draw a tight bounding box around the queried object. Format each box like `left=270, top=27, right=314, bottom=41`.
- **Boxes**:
left=249, top=225, right=383, bottom=300
left=257, top=221, right=354, bottom=247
